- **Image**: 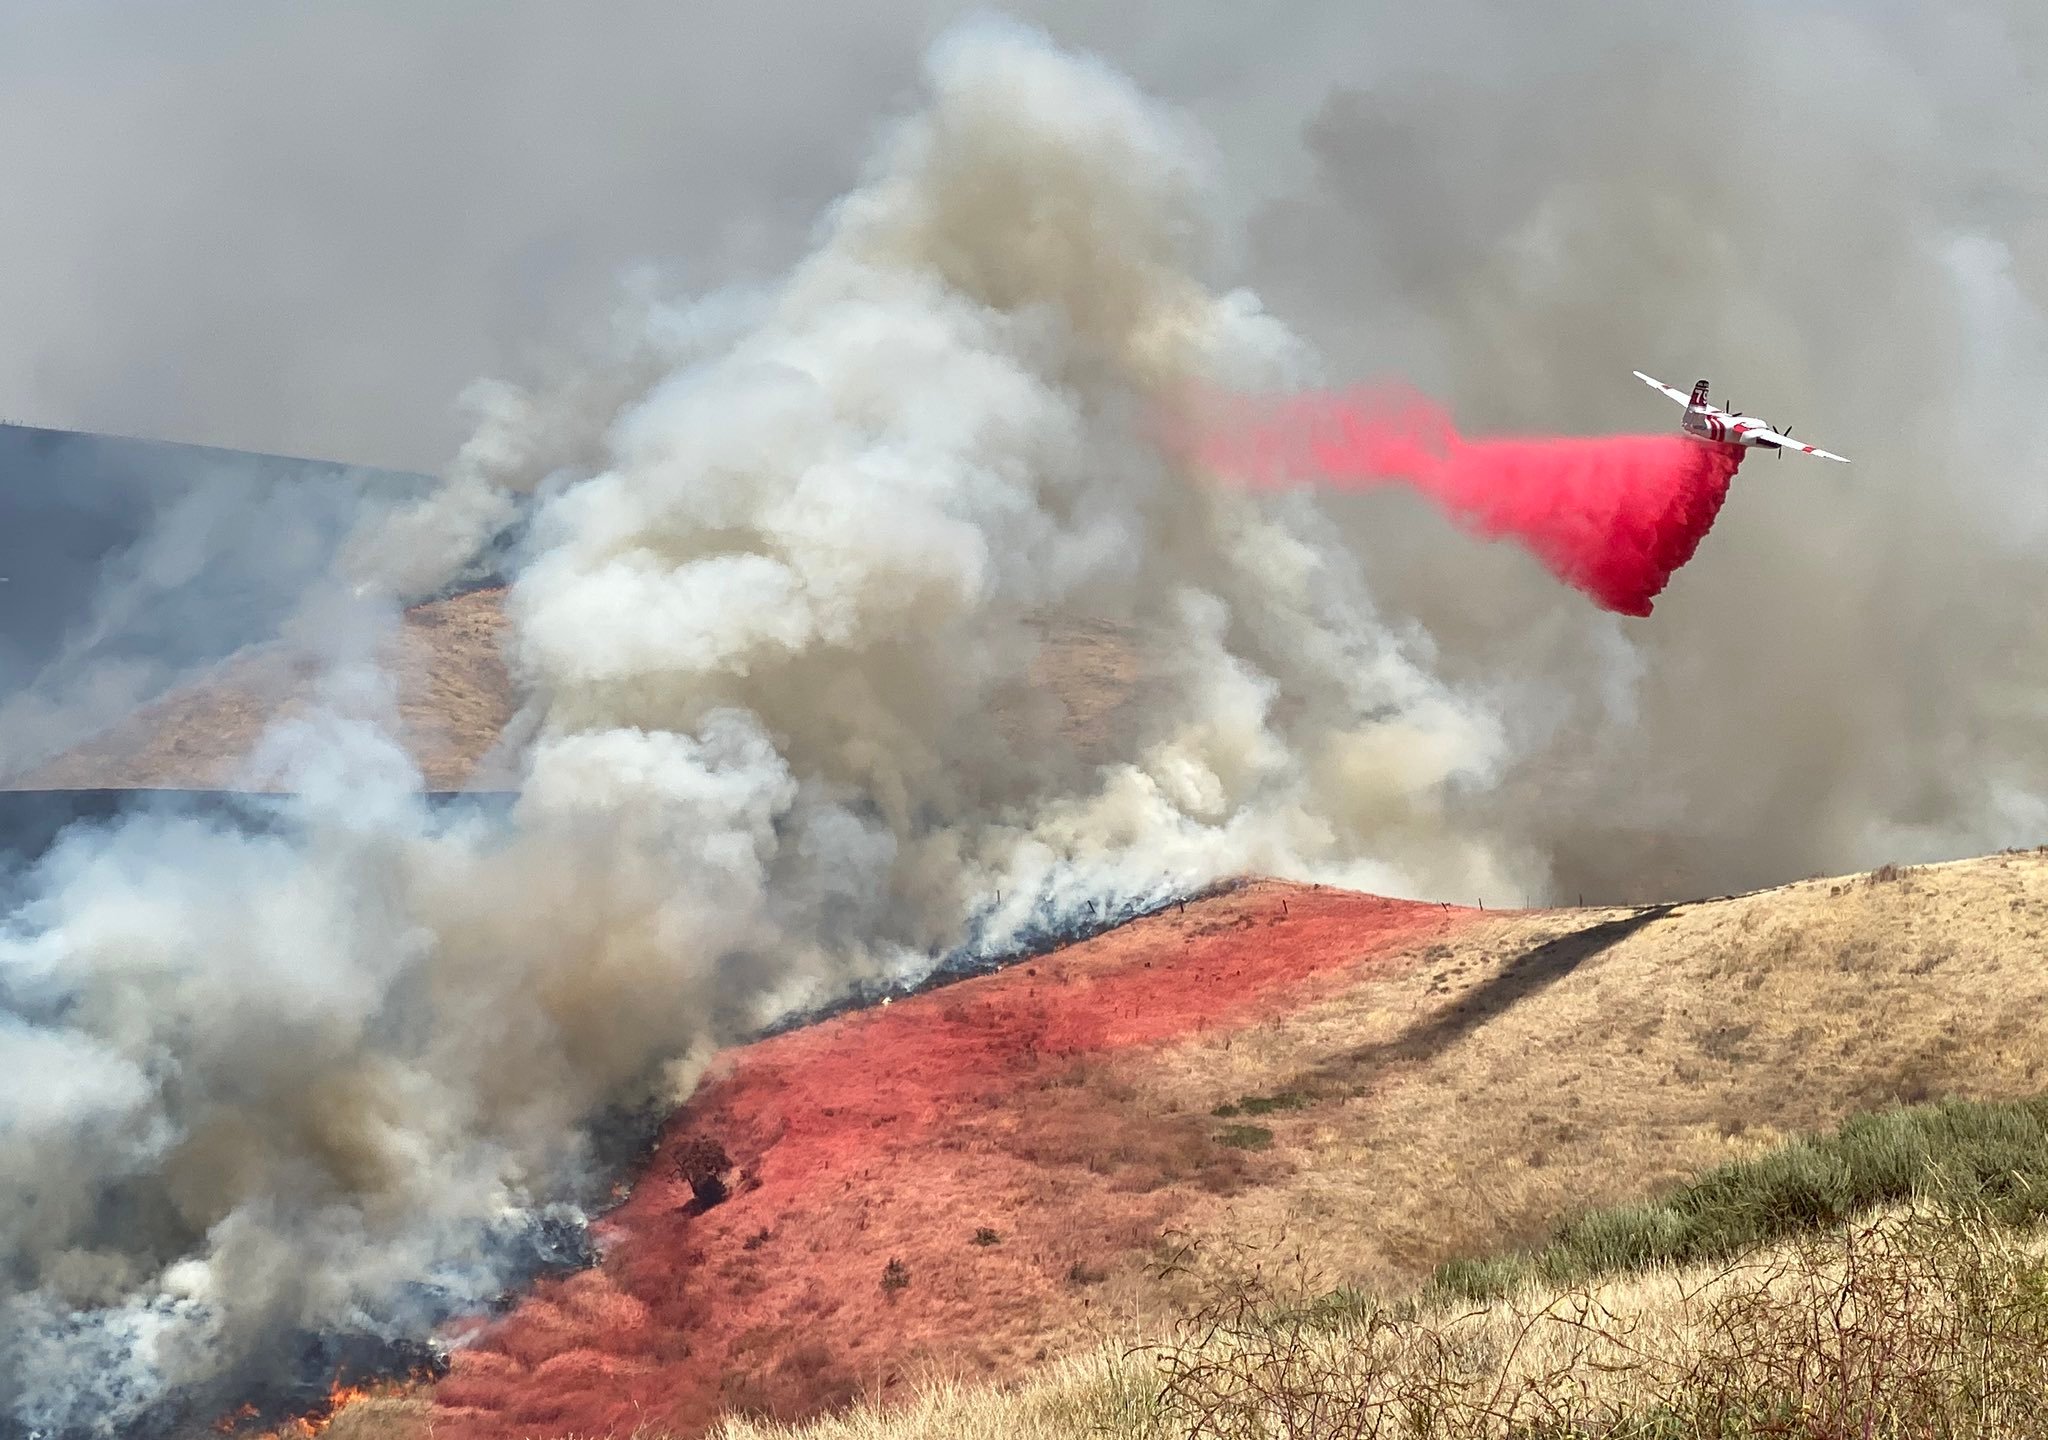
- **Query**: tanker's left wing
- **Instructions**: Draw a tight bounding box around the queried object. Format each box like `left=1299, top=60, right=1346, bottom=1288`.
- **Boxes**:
left=1633, top=371, right=1694, bottom=405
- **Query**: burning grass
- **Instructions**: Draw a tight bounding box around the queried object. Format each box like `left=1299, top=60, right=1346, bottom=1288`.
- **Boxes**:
left=227, top=1376, right=437, bottom=1440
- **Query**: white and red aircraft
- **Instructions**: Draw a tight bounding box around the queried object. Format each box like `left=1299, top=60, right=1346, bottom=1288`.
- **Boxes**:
left=1633, top=372, right=1848, bottom=462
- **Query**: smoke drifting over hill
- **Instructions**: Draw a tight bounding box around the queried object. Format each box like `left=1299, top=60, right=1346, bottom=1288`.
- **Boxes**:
left=0, top=24, right=1526, bottom=1432
left=0, top=426, right=434, bottom=782
left=8, top=2, right=2046, bottom=900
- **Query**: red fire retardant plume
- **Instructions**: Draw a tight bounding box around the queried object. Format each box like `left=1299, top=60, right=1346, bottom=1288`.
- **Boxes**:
left=1198, top=388, right=1745, bottom=616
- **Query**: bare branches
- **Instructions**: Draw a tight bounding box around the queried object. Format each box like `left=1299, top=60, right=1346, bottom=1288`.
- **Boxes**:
left=1131, top=1206, right=2048, bottom=1438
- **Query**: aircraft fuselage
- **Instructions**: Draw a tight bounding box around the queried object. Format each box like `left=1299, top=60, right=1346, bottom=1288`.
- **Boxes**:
left=1682, top=407, right=1780, bottom=449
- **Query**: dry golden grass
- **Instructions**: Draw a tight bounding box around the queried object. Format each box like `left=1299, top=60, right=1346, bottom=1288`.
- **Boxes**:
left=381, top=587, right=521, bottom=788
left=710, top=1354, right=1143, bottom=1440
left=316, top=1394, right=438, bottom=1440
left=9, top=643, right=322, bottom=789
left=1066, top=852, right=2048, bottom=1307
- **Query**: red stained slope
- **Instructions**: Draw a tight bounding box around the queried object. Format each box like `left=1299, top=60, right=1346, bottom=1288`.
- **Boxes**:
left=432, top=881, right=1486, bottom=1438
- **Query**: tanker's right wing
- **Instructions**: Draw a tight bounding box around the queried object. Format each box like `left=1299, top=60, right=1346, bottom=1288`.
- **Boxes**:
left=1752, top=425, right=1850, bottom=463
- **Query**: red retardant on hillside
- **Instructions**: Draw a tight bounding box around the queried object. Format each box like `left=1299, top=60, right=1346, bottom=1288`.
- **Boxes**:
left=429, top=883, right=1489, bottom=1440
left=1198, top=388, right=1745, bottom=616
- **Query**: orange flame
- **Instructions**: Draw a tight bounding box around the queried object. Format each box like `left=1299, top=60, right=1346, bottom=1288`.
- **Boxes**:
left=217, top=1376, right=380, bottom=1440
left=287, top=1379, right=377, bottom=1436
left=212, top=1402, right=260, bottom=1434
left=213, top=1362, right=443, bottom=1439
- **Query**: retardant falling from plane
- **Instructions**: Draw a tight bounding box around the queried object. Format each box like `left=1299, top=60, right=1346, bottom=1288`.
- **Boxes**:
left=1197, top=387, right=1745, bottom=617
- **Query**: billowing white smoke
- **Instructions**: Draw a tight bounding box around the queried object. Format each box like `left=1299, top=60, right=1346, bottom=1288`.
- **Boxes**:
left=0, top=21, right=1530, bottom=1434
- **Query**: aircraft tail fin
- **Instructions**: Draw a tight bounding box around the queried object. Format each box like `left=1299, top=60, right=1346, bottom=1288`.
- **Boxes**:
left=1687, top=380, right=1710, bottom=412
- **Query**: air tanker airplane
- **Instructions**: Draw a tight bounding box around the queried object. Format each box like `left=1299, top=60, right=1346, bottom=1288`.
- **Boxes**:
left=1633, top=372, right=1849, bottom=462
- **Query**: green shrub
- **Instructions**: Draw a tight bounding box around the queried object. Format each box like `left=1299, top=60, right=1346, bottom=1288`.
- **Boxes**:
left=1435, top=1093, right=2048, bottom=1300
left=1212, top=1091, right=1311, bottom=1120
left=1238, top=1091, right=1311, bottom=1116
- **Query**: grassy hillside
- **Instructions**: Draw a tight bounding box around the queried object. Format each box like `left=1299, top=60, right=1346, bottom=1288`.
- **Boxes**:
left=8, top=592, right=1149, bottom=791
left=1113, top=854, right=2048, bottom=1298
left=325, top=850, right=2048, bottom=1440
left=1435, top=1092, right=2048, bottom=1301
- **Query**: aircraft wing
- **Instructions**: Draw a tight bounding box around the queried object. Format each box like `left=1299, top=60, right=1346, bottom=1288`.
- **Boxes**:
left=1754, top=426, right=1849, bottom=462
left=1633, top=371, right=1694, bottom=405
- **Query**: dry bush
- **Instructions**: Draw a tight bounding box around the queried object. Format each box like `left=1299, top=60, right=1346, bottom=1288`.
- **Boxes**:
left=1133, top=1206, right=2048, bottom=1439
left=713, top=1209, right=2048, bottom=1438
left=1215, top=1124, right=1274, bottom=1152
left=881, top=1258, right=911, bottom=1297
left=675, top=1134, right=734, bottom=1208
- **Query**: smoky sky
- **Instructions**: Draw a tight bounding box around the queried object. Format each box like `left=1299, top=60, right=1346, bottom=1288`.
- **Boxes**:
left=4, top=1, right=2047, bottom=898
left=0, top=1, right=1413, bottom=467
left=1247, top=0, right=2048, bottom=899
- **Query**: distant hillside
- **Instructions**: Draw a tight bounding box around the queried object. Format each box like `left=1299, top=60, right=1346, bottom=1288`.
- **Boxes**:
left=8, top=586, right=516, bottom=791
left=0, top=422, right=431, bottom=699
left=9, top=577, right=1154, bottom=792
left=0, top=417, right=1158, bottom=791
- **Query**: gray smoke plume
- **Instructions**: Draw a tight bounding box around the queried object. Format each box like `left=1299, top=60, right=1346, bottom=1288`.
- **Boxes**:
left=9, top=2, right=2047, bottom=901
left=0, top=23, right=1525, bottom=1432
